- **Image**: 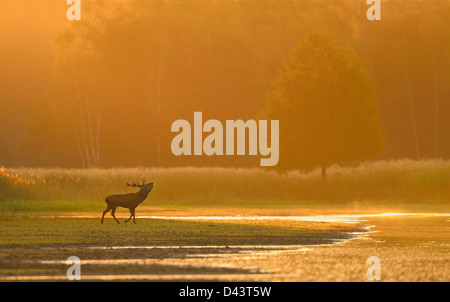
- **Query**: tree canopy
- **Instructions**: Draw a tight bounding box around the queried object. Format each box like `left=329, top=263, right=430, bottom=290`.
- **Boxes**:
left=263, top=32, right=386, bottom=177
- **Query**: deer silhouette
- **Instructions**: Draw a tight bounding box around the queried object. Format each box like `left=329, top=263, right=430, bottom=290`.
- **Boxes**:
left=101, top=180, right=154, bottom=224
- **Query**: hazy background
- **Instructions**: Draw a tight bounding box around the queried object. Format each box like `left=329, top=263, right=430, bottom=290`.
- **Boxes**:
left=0, top=0, right=449, bottom=169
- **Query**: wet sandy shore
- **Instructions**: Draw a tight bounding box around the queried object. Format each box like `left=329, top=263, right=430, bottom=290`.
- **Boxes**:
left=0, top=211, right=448, bottom=281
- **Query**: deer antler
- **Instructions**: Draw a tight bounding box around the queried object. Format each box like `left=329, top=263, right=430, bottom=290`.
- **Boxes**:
left=141, top=179, right=146, bottom=186
left=126, top=181, right=141, bottom=188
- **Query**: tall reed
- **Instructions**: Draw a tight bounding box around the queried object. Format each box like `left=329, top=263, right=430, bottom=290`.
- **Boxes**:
left=1, top=159, right=449, bottom=206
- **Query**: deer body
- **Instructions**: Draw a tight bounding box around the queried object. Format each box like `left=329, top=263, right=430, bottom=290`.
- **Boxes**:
left=101, top=180, right=154, bottom=224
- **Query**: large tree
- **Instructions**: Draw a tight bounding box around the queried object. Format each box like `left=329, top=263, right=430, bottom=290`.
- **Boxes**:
left=263, top=32, right=385, bottom=179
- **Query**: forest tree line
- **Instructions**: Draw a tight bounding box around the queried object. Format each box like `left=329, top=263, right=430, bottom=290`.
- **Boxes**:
left=0, top=0, right=449, bottom=169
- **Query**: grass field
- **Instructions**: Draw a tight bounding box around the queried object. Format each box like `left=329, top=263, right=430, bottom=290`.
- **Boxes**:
left=1, top=159, right=449, bottom=215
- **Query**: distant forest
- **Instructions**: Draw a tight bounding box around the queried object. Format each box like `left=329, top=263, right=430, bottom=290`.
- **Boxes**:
left=0, top=0, right=449, bottom=168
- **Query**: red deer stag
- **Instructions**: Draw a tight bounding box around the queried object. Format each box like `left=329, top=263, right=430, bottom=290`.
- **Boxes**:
left=101, top=180, right=154, bottom=224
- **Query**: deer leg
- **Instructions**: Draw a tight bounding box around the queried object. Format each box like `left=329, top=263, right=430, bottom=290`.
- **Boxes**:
left=101, top=205, right=112, bottom=224
left=124, top=208, right=133, bottom=223
left=131, top=208, right=136, bottom=224
left=111, top=207, right=120, bottom=224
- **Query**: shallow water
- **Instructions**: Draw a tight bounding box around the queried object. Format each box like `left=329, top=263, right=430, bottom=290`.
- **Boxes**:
left=1, top=273, right=275, bottom=281
left=39, top=212, right=450, bottom=224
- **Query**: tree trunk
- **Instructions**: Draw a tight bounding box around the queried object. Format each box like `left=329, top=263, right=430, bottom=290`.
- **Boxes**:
left=321, top=166, right=327, bottom=181
left=155, top=53, right=164, bottom=165
left=430, top=47, right=439, bottom=158
left=405, top=66, right=420, bottom=160
left=75, top=126, right=86, bottom=168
